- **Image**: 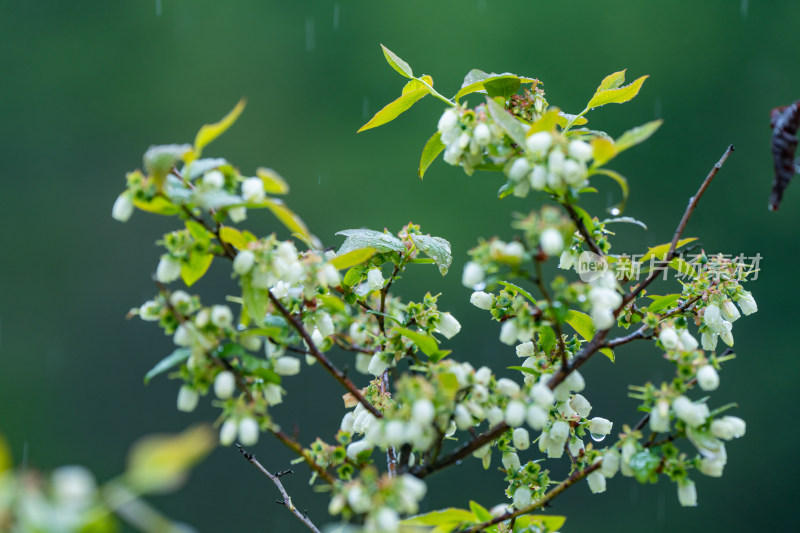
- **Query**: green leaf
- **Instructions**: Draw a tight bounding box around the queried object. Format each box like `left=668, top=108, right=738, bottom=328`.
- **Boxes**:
left=587, top=75, right=649, bottom=109
left=330, top=248, right=377, bottom=270
left=590, top=168, right=629, bottom=213
left=569, top=205, right=596, bottom=233
left=669, top=256, right=698, bottom=278
left=454, top=70, right=536, bottom=103
left=538, top=326, right=557, bottom=355
left=484, top=76, right=522, bottom=100
left=185, top=220, right=211, bottom=245
left=256, top=167, right=289, bottom=194
left=403, top=75, right=434, bottom=95
left=641, top=238, right=697, bottom=261
left=262, top=198, right=311, bottom=240
left=191, top=99, right=246, bottom=161
left=181, top=252, right=213, bottom=286
left=144, top=348, right=190, bottom=384
left=401, top=508, right=476, bottom=526
left=497, top=281, right=537, bottom=305
left=336, top=229, right=405, bottom=255
left=597, top=69, right=627, bottom=91
left=508, top=365, right=538, bottom=375
left=242, top=277, right=268, bottom=326
left=410, top=234, right=452, bottom=275
left=419, top=131, right=445, bottom=179
left=395, top=327, right=449, bottom=362
left=219, top=226, right=251, bottom=250
left=380, top=44, right=414, bottom=78
left=342, top=265, right=365, bottom=289
left=615, top=119, right=663, bottom=153
left=565, top=310, right=614, bottom=361
left=358, top=87, right=429, bottom=133
left=513, top=515, right=567, bottom=532
left=590, top=137, right=617, bottom=166
left=555, top=112, right=588, bottom=128
left=469, top=501, right=493, bottom=523
left=144, top=144, right=193, bottom=183
left=133, top=195, right=180, bottom=216
left=648, top=293, right=682, bottom=313
left=600, top=216, right=648, bottom=230
left=528, top=107, right=562, bottom=134
left=487, top=98, right=528, bottom=149
left=252, top=367, right=282, bottom=385
left=629, top=449, right=660, bottom=483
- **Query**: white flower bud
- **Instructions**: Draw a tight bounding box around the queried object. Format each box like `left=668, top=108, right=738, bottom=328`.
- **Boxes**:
left=529, top=383, right=554, bottom=408
left=496, top=378, right=521, bottom=397
left=156, top=255, right=182, bottom=283
left=317, top=264, right=340, bottom=287
left=600, top=449, right=620, bottom=478
left=470, top=291, right=494, bottom=310
left=539, top=228, right=564, bottom=256
left=202, top=170, right=225, bottom=188
left=508, top=157, right=531, bottom=181
left=511, top=427, right=530, bottom=450
left=722, top=415, right=746, bottom=437
left=721, top=300, right=741, bottom=322
left=401, top=474, right=427, bottom=501
left=568, top=437, right=584, bottom=457
left=587, top=471, right=606, bottom=493
left=52, top=465, right=96, bottom=504
left=355, top=353, right=371, bottom=374
left=346, top=439, right=372, bottom=460
left=568, top=139, right=593, bottom=162
left=558, top=401, right=577, bottom=419
left=473, top=122, right=491, bottom=146
left=515, top=341, right=534, bottom=358
left=228, top=206, right=247, bottom=223
left=328, top=494, right=346, bottom=516
left=649, top=400, right=670, bottom=433
left=462, top=261, right=485, bottom=288
left=487, top=406, right=504, bottom=426
left=558, top=250, right=575, bottom=270
left=719, top=320, right=734, bottom=347
left=562, top=159, right=586, bottom=186
left=530, top=164, right=547, bottom=190
left=384, top=421, right=405, bottom=447
left=547, top=149, right=565, bottom=174
left=211, top=305, right=233, bottom=328
left=565, top=370, right=586, bottom=392
left=538, top=430, right=550, bottom=453
left=436, top=312, right=461, bottom=339
left=737, top=291, right=757, bottom=315
left=264, top=383, right=282, bottom=406
left=704, top=304, right=723, bottom=333
left=589, top=417, right=613, bottom=435
left=240, top=334, right=262, bottom=352
left=672, top=396, right=708, bottom=428
left=546, top=440, right=564, bottom=459
left=472, top=443, right=490, bottom=459
left=550, top=420, right=570, bottom=445
left=347, top=485, right=371, bottom=513
left=659, top=327, right=680, bottom=350
left=238, top=417, right=260, bottom=446
left=525, top=131, right=552, bottom=154
left=701, top=331, right=718, bottom=351
left=513, top=486, right=532, bottom=509
left=112, top=194, right=134, bottom=222
left=368, top=354, right=389, bottom=376
left=242, top=177, right=265, bottom=204
left=474, top=366, right=492, bottom=386
left=169, top=291, right=191, bottom=309
left=219, top=419, right=237, bottom=445
left=374, top=507, right=399, bottom=532
left=697, top=365, right=719, bottom=391
left=553, top=381, right=571, bottom=403
left=232, top=250, right=255, bottom=275
left=711, top=416, right=746, bottom=440
left=699, top=457, right=725, bottom=477
left=214, top=371, right=236, bottom=399
left=591, top=308, right=615, bottom=330
left=173, top=323, right=193, bottom=347
left=499, top=320, right=519, bottom=345
left=367, top=268, right=385, bottom=291
left=679, top=329, right=699, bottom=351
left=677, top=479, right=697, bottom=507
left=526, top=405, right=548, bottom=430
left=454, top=404, right=473, bottom=430
left=139, top=300, right=161, bottom=321
left=340, top=412, right=355, bottom=432
left=274, top=356, right=301, bottom=376
left=412, top=399, right=435, bottom=425
left=570, top=394, right=592, bottom=418
left=176, top=385, right=198, bottom=412
left=437, top=109, right=459, bottom=133
left=502, top=452, right=521, bottom=472
left=505, top=401, right=526, bottom=427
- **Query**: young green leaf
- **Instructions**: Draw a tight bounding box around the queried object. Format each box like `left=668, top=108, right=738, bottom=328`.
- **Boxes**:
left=219, top=226, right=250, bottom=250
left=538, top=326, right=557, bottom=355
left=133, top=195, right=181, bottom=216
left=410, top=234, right=452, bottom=275
left=615, top=119, right=663, bottom=152
left=241, top=277, right=268, bottom=327
left=143, top=348, right=191, bottom=384
left=486, top=98, right=527, bottom=149
left=256, top=167, right=290, bottom=194
left=648, top=293, right=682, bottom=313
left=497, top=281, right=537, bottom=305
left=565, top=310, right=614, bottom=361
left=401, top=508, right=476, bottom=526
left=590, top=168, right=629, bottom=213
left=590, top=137, right=617, bottom=166
left=395, top=327, right=440, bottom=358
left=403, top=75, right=434, bottom=95
left=454, top=71, right=536, bottom=103
left=380, top=44, right=414, bottom=78
left=529, top=107, right=562, bottom=134
left=336, top=229, right=405, bottom=255
left=587, top=75, right=649, bottom=109
left=641, top=238, right=697, bottom=261
left=181, top=252, right=213, bottom=286
left=185, top=220, right=211, bottom=245
left=262, top=198, right=311, bottom=240
left=357, top=87, right=429, bottom=133
left=596, top=69, right=627, bottom=92
left=469, top=501, right=493, bottom=522
left=330, top=248, right=377, bottom=270
left=484, top=76, right=522, bottom=100
left=419, top=131, right=445, bottom=179
left=191, top=99, right=246, bottom=161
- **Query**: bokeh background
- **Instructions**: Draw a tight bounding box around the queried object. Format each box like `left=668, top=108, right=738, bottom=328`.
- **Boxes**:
left=2, top=0, right=799, bottom=531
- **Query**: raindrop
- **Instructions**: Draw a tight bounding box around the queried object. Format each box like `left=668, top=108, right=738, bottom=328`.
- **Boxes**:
left=740, top=0, right=748, bottom=19
left=609, top=207, right=621, bottom=216
left=333, top=4, right=340, bottom=30
left=455, top=459, right=463, bottom=466
left=305, top=18, right=315, bottom=52
left=362, top=97, right=369, bottom=119
left=590, top=432, right=606, bottom=442
left=156, top=0, right=162, bottom=16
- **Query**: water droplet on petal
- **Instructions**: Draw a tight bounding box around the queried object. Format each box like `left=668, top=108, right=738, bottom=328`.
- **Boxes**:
left=590, top=432, right=606, bottom=442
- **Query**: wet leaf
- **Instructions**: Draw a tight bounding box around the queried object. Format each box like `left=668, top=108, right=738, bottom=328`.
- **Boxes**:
left=419, top=131, right=445, bottom=179
left=410, top=234, right=452, bottom=275
left=336, top=229, right=405, bottom=255
left=487, top=98, right=527, bottom=149
left=330, top=248, right=377, bottom=270
left=587, top=75, right=648, bottom=109
left=144, top=348, right=191, bottom=384
left=769, top=101, right=800, bottom=210
left=381, top=44, right=414, bottom=78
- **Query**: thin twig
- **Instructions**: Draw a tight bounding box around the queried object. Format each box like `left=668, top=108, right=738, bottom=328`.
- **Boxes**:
left=411, top=422, right=509, bottom=478
left=562, top=202, right=604, bottom=257
left=237, top=445, right=322, bottom=533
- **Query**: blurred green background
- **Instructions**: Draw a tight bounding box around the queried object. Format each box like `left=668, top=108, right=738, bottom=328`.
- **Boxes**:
left=2, top=0, right=799, bottom=531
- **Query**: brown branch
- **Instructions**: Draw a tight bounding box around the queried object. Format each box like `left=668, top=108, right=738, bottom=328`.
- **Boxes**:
left=462, top=461, right=601, bottom=532
left=411, top=422, right=509, bottom=478
left=237, top=445, right=322, bottom=533
left=562, top=202, right=603, bottom=257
